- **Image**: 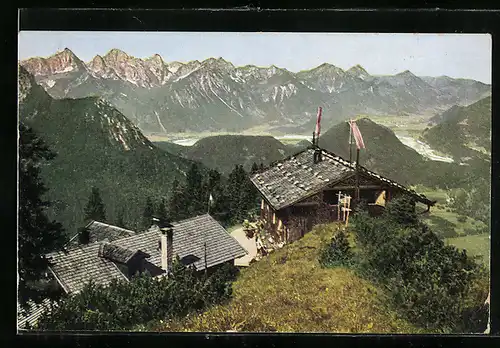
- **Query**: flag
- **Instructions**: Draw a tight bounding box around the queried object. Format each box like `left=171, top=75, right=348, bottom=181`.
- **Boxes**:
left=349, top=120, right=365, bottom=149
left=209, top=193, right=214, bottom=206
left=315, top=106, right=322, bottom=138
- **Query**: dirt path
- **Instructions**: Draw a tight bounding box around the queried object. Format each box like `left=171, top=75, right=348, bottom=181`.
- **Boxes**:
left=230, top=227, right=257, bottom=267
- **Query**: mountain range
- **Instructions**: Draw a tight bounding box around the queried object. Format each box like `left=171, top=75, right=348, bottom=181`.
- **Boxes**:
left=19, top=66, right=201, bottom=236
left=20, top=48, right=491, bottom=134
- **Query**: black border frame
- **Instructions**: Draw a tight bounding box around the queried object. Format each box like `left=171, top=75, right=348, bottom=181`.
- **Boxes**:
left=6, top=7, right=500, bottom=348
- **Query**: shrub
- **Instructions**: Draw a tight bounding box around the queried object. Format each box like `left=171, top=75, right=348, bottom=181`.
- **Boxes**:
left=383, top=195, right=418, bottom=227
left=319, top=229, right=353, bottom=267
left=457, top=215, right=467, bottom=223
left=36, top=258, right=238, bottom=330
left=350, top=197, right=488, bottom=332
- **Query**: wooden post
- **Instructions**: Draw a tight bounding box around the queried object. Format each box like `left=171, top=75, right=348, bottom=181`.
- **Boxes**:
left=355, top=148, right=360, bottom=201
left=337, top=191, right=342, bottom=221
left=345, top=196, right=351, bottom=227
left=312, top=132, right=316, bottom=146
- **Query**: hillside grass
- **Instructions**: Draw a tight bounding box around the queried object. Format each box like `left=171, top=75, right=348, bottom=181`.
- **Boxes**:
left=411, top=185, right=490, bottom=269
left=446, top=234, right=490, bottom=270
left=150, top=223, right=425, bottom=333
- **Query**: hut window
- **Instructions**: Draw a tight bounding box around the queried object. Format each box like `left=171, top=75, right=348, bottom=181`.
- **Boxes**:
left=278, top=219, right=282, bottom=230
left=273, top=213, right=276, bottom=224
left=261, top=199, right=264, bottom=209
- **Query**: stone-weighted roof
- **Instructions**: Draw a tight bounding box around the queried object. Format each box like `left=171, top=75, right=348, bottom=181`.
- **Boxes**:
left=66, top=221, right=136, bottom=247
left=250, top=147, right=436, bottom=210
left=17, top=298, right=54, bottom=329
left=47, top=214, right=247, bottom=294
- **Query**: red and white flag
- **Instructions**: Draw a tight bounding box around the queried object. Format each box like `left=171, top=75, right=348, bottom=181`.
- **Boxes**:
left=315, top=107, right=322, bottom=138
left=349, top=120, right=365, bottom=149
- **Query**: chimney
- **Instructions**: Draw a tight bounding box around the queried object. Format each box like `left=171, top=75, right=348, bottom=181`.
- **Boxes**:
left=313, top=148, right=322, bottom=164
left=78, top=227, right=90, bottom=244
left=160, top=227, right=174, bottom=275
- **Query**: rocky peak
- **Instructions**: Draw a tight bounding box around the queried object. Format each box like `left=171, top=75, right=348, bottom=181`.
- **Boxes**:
left=396, top=70, right=417, bottom=79
left=89, top=55, right=106, bottom=70
left=315, top=63, right=344, bottom=73
left=346, top=64, right=370, bottom=79
left=202, top=57, right=234, bottom=70
left=21, top=47, right=86, bottom=77
left=103, top=48, right=130, bottom=65
left=146, top=53, right=165, bottom=66
left=166, top=61, right=184, bottom=73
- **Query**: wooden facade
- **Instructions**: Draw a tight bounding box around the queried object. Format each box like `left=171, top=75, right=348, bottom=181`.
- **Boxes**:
left=250, top=147, right=435, bottom=245
left=259, top=172, right=411, bottom=243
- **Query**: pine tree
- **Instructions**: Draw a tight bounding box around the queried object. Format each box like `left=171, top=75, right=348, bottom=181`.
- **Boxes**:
left=18, top=123, right=67, bottom=308
left=185, top=163, right=204, bottom=216
left=227, top=165, right=249, bottom=223
left=115, top=208, right=126, bottom=229
left=84, top=187, right=106, bottom=223
left=251, top=162, right=259, bottom=174
left=142, top=197, right=155, bottom=229
left=168, top=178, right=185, bottom=221
left=157, top=198, right=169, bottom=223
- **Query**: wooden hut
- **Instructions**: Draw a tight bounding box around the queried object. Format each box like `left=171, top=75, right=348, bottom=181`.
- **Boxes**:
left=250, top=146, right=436, bottom=243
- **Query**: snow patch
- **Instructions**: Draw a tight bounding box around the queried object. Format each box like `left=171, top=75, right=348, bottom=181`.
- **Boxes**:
left=154, top=111, right=167, bottom=133
left=117, top=133, right=130, bottom=151
left=174, top=65, right=203, bottom=82
left=272, top=86, right=278, bottom=101
left=207, top=78, right=245, bottom=118
left=55, top=66, right=75, bottom=74
left=44, top=80, right=56, bottom=88
left=126, top=77, right=138, bottom=86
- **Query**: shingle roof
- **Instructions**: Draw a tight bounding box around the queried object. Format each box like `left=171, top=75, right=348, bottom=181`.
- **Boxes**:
left=17, top=298, right=54, bottom=329
left=47, top=243, right=129, bottom=294
left=114, top=214, right=248, bottom=271
left=98, top=242, right=150, bottom=264
left=66, top=221, right=136, bottom=246
left=250, top=146, right=436, bottom=210
left=47, top=214, right=247, bottom=294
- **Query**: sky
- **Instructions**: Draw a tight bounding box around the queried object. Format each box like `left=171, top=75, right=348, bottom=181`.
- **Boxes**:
left=18, top=32, right=492, bottom=84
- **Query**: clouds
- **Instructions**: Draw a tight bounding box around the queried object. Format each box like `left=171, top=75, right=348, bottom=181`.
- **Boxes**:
left=18, top=32, right=491, bottom=84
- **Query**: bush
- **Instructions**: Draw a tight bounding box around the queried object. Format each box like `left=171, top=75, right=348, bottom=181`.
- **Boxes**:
left=350, top=197, right=488, bottom=332
left=36, top=258, right=238, bottom=330
left=319, top=229, right=353, bottom=267
left=383, top=195, right=418, bottom=227
left=457, top=215, right=467, bottom=223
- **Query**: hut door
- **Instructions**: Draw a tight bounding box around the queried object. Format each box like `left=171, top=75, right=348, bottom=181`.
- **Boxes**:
left=299, top=217, right=307, bottom=237
left=306, top=215, right=314, bottom=232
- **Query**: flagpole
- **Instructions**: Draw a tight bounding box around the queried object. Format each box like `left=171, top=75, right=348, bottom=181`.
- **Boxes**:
left=349, top=119, right=353, bottom=164
left=355, top=148, right=360, bottom=201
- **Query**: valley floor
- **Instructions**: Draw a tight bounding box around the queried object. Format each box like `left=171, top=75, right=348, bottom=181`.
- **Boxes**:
left=415, top=186, right=490, bottom=269
left=150, top=223, right=426, bottom=333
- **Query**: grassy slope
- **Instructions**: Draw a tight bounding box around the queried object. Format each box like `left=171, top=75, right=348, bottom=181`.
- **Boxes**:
left=445, top=234, right=490, bottom=269
left=152, top=223, right=424, bottom=333
left=411, top=186, right=490, bottom=269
